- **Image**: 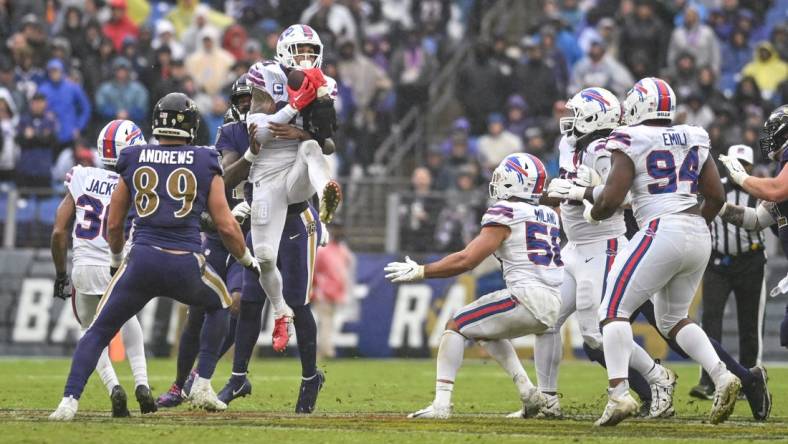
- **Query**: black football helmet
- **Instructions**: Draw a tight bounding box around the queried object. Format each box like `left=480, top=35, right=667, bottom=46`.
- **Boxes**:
left=152, top=92, right=199, bottom=142
left=230, top=74, right=252, bottom=122
left=761, top=104, right=788, bottom=160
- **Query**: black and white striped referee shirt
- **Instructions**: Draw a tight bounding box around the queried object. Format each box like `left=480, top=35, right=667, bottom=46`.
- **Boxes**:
left=711, top=179, right=765, bottom=256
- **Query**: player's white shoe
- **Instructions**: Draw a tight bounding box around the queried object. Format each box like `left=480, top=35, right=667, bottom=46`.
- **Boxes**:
left=649, top=366, right=677, bottom=418
left=594, top=389, right=639, bottom=426
left=49, top=396, right=78, bottom=421
left=710, top=371, right=741, bottom=424
left=407, top=402, right=452, bottom=419
left=506, top=388, right=552, bottom=419
left=188, top=377, right=227, bottom=412
left=537, top=393, right=563, bottom=419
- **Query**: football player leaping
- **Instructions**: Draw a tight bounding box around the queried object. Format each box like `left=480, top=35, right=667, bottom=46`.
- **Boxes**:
left=385, top=154, right=561, bottom=419
left=588, top=77, right=739, bottom=426
left=243, top=24, right=341, bottom=352
left=51, top=120, right=155, bottom=417
left=532, top=88, right=676, bottom=419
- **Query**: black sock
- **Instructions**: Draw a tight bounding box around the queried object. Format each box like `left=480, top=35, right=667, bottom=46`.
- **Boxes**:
left=232, top=300, right=264, bottom=374
left=196, top=307, right=228, bottom=379
left=175, top=306, right=204, bottom=387
left=292, top=304, right=317, bottom=378
left=217, top=314, right=238, bottom=359
left=708, top=337, right=753, bottom=386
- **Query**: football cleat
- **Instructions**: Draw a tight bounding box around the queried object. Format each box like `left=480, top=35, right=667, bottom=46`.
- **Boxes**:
left=408, top=402, right=452, bottom=419
left=110, top=385, right=130, bottom=418
left=648, top=366, right=677, bottom=418
left=188, top=377, right=227, bottom=412
left=637, top=399, right=651, bottom=418
left=689, top=383, right=715, bottom=400
left=218, top=374, right=253, bottom=405
left=49, top=396, right=79, bottom=421
left=709, top=371, right=741, bottom=424
left=537, top=393, right=563, bottom=419
left=296, top=370, right=325, bottom=414
left=319, top=180, right=342, bottom=224
left=182, top=369, right=197, bottom=398
left=521, top=386, right=546, bottom=418
left=156, top=383, right=185, bottom=408
left=272, top=313, right=294, bottom=352
left=743, top=366, right=771, bottom=421
left=135, top=385, right=157, bottom=414
left=594, top=389, right=639, bottom=427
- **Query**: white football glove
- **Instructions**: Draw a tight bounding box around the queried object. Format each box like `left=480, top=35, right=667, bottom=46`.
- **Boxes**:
left=719, top=154, right=749, bottom=186
left=582, top=199, right=600, bottom=225
left=770, top=273, right=788, bottom=298
left=319, top=222, right=330, bottom=247
left=547, top=178, right=586, bottom=202
left=231, top=201, right=251, bottom=224
left=384, top=256, right=425, bottom=283
left=575, top=165, right=602, bottom=187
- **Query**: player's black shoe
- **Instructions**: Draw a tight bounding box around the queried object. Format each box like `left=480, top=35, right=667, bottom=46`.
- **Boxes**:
left=295, top=370, right=325, bottom=414
left=688, top=383, right=714, bottom=400
left=217, top=374, right=252, bottom=405
left=742, top=366, right=771, bottom=421
left=110, top=385, right=130, bottom=418
left=135, top=385, right=158, bottom=414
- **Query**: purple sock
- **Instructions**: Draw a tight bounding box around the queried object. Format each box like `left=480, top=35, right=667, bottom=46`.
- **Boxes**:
left=293, top=305, right=317, bottom=378
left=232, top=300, right=264, bottom=374
left=217, top=314, right=238, bottom=359
left=195, top=308, right=228, bottom=379
left=175, top=307, right=203, bottom=386
left=708, top=337, right=753, bottom=386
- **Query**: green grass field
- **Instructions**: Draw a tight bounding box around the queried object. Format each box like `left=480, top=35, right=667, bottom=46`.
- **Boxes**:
left=0, top=358, right=786, bottom=443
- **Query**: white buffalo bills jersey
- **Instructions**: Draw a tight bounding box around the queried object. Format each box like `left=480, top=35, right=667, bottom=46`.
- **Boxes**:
left=246, top=60, right=337, bottom=182
left=482, top=200, right=563, bottom=289
left=558, top=135, right=626, bottom=244
left=606, top=124, right=710, bottom=227
left=64, top=166, right=118, bottom=266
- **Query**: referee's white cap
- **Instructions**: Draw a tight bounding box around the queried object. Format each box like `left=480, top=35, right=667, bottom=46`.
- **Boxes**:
left=727, top=144, right=754, bottom=165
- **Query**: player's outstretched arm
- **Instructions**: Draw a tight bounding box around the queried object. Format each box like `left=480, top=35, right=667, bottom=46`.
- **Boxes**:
left=718, top=201, right=777, bottom=230
left=721, top=154, right=788, bottom=202
left=107, top=178, right=131, bottom=268
left=384, top=226, right=509, bottom=283
left=589, top=150, right=634, bottom=222
left=50, top=193, right=75, bottom=276
left=206, top=174, right=259, bottom=275
left=697, top=156, right=726, bottom=224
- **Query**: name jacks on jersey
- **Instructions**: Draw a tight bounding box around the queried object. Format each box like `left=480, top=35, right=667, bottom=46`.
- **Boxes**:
left=137, top=149, right=194, bottom=165
left=85, top=178, right=116, bottom=196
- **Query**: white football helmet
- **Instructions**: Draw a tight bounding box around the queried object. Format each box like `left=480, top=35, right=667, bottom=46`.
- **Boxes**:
left=489, top=153, right=547, bottom=203
left=276, top=24, right=323, bottom=70
left=623, top=77, right=676, bottom=125
left=97, top=119, right=146, bottom=167
left=560, top=87, right=621, bottom=140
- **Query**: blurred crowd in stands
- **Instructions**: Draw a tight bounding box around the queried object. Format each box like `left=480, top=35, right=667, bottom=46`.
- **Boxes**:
left=399, top=0, right=787, bottom=252
left=0, top=0, right=484, bottom=191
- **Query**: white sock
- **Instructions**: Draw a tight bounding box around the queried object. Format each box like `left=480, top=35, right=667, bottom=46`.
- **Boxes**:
left=95, top=346, right=119, bottom=394
left=435, top=330, right=465, bottom=407
left=610, top=380, right=630, bottom=398
left=601, top=321, right=633, bottom=381
left=481, top=339, right=534, bottom=398
left=629, top=343, right=662, bottom=384
left=534, top=330, right=562, bottom=393
left=257, top=263, right=288, bottom=316
left=675, top=324, right=725, bottom=384
left=121, top=315, right=148, bottom=388
left=303, top=143, right=331, bottom=201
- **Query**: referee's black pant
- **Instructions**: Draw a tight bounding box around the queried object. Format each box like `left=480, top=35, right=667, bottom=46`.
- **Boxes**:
left=699, top=251, right=766, bottom=385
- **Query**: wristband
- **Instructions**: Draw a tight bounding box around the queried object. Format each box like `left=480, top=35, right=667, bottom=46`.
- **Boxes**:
left=110, top=252, right=123, bottom=268
left=243, top=149, right=256, bottom=163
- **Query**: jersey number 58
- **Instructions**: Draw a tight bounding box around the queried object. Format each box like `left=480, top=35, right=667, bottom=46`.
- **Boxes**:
left=525, top=222, right=563, bottom=266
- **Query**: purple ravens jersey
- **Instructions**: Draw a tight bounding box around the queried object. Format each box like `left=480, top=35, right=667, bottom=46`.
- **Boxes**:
left=215, top=121, right=249, bottom=209
left=116, top=144, right=222, bottom=252
left=774, top=150, right=788, bottom=254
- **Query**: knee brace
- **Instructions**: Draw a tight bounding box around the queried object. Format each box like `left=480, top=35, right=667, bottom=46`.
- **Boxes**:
left=656, top=316, right=679, bottom=337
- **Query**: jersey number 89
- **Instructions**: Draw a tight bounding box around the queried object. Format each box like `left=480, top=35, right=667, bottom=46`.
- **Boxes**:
left=133, top=166, right=197, bottom=218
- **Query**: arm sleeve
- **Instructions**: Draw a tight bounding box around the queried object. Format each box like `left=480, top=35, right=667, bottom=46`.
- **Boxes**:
left=246, top=105, right=298, bottom=145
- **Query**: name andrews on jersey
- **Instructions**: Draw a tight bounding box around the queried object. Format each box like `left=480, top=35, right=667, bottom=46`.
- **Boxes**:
left=138, top=149, right=195, bottom=164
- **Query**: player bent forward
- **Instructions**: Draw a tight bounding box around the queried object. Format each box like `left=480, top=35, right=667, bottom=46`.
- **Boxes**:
left=385, top=153, right=562, bottom=418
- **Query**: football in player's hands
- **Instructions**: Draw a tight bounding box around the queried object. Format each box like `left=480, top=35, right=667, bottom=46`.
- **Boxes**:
left=287, top=69, right=317, bottom=111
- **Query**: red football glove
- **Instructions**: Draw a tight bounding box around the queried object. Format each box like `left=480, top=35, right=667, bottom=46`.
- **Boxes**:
left=287, top=75, right=317, bottom=111
left=303, top=68, right=327, bottom=92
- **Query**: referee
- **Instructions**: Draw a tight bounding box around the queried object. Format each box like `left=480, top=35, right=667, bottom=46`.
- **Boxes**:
left=691, top=145, right=767, bottom=399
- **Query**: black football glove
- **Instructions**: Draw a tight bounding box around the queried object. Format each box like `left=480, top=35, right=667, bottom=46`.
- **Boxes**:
left=301, top=97, right=337, bottom=146
left=53, top=272, right=71, bottom=300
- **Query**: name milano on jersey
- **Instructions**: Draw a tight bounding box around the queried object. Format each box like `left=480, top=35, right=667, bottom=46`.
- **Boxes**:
left=557, top=135, right=626, bottom=243
left=65, top=166, right=118, bottom=266
left=605, top=124, right=710, bottom=227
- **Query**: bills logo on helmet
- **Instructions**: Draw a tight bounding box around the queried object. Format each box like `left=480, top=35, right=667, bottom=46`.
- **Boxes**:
left=505, top=156, right=528, bottom=184
left=580, top=89, right=611, bottom=111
